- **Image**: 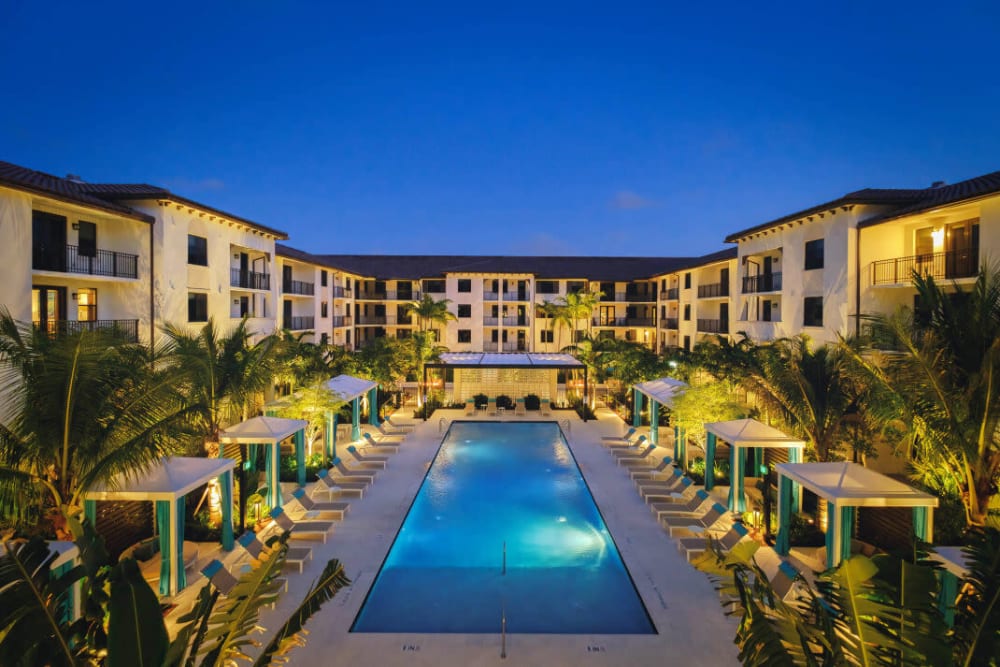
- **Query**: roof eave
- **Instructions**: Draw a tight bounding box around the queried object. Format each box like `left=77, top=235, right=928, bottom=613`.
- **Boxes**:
left=0, top=179, right=155, bottom=224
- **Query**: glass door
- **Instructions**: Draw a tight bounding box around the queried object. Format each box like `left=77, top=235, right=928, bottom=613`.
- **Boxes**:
left=32, top=286, right=66, bottom=334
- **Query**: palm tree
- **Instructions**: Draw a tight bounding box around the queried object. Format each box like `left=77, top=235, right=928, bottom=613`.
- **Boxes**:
left=272, top=330, right=331, bottom=392
left=848, top=267, right=1000, bottom=527
left=557, top=289, right=602, bottom=343
left=0, top=311, right=196, bottom=535
left=405, top=294, right=456, bottom=341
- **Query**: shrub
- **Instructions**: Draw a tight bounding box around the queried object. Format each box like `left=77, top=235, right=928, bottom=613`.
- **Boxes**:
left=473, top=393, right=488, bottom=407
left=686, top=457, right=730, bottom=485
left=568, top=396, right=596, bottom=420
left=496, top=395, right=513, bottom=410
left=414, top=396, right=443, bottom=419
left=279, top=452, right=326, bottom=483
left=788, top=513, right=825, bottom=547
left=524, top=394, right=541, bottom=410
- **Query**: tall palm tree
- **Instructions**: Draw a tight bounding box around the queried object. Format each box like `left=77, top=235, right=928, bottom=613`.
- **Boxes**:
left=557, top=289, right=602, bottom=343
left=0, top=311, right=196, bottom=534
left=848, top=267, right=1000, bottom=527
left=405, top=294, right=456, bottom=341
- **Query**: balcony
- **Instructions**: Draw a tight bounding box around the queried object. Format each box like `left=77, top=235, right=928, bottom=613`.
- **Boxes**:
left=483, top=316, right=499, bottom=326
left=33, top=244, right=139, bottom=279
left=355, top=290, right=387, bottom=300
left=592, top=317, right=656, bottom=327
left=34, top=319, right=139, bottom=343
left=742, top=272, right=782, bottom=294
left=661, top=317, right=678, bottom=330
left=503, top=292, right=529, bottom=301
left=356, top=315, right=412, bottom=326
left=482, top=341, right=498, bottom=352
left=697, top=318, right=729, bottom=334
left=285, top=316, right=315, bottom=330
left=283, top=279, right=315, bottom=296
left=697, top=282, right=729, bottom=298
left=870, top=250, right=979, bottom=286
left=333, top=286, right=353, bottom=299
left=231, top=269, right=271, bottom=291
left=484, top=292, right=499, bottom=301
left=503, top=316, right=528, bottom=326
left=332, top=315, right=349, bottom=327
left=665, top=287, right=679, bottom=300
left=625, top=292, right=656, bottom=302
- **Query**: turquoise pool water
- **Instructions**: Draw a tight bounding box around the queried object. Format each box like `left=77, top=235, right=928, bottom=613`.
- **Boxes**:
left=351, top=421, right=654, bottom=634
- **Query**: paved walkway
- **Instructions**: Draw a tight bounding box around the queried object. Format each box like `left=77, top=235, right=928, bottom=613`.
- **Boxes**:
left=257, top=409, right=737, bottom=666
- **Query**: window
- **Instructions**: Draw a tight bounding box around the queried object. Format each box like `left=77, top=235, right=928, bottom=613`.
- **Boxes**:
left=566, top=281, right=586, bottom=294
left=321, top=302, right=329, bottom=318
left=762, top=300, right=772, bottom=322
left=424, top=279, right=446, bottom=293
left=458, top=329, right=472, bottom=343
left=188, top=235, right=208, bottom=266
left=803, top=296, right=823, bottom=327
left=540, top=330, right=554, bottom=343
left=77, top=288, right=97, bottom=321
left=537, top=280, right=558, bottom=294
left=804, top=239, right=824, bottom=270
left=320, top=333, right=329, bottom=345
left=457, top=279, right=472, bottom=293
left=683, top=304, right=691, bottom=321
left=77, top=221, right=97, bottom=257
left=188, top=293, right=208, bottom=322
left=683, top=335, right=691, bottom=351
left=457, top=304, right=471, bottom=318
left=321, top=270, right=328, bottom=287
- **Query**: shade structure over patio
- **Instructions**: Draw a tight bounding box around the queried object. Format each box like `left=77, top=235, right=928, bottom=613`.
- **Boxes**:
left=83, top=456, right=236, bottom=596
left=774, top=462, right=939, bottom=569
left=219, top=416, right=309, bottom=510
left=703, top=419, right=805, bottom=512
left=633, top=377, right=686, bottom=448
left=324, top=374, right=379, bottom=442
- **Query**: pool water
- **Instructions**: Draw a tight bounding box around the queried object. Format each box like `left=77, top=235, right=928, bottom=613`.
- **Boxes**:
left=351, top=421, right=655, bottom=634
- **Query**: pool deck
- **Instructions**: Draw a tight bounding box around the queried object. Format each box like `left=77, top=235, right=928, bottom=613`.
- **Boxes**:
left=258, top=408, right=738, bottom=666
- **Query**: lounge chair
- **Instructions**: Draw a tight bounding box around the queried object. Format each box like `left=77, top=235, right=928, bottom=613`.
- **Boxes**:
left=771, top=561, right=803, bottom=603
left=269, top=507, right=335, bottom=543
left=662, top=502, right=730, bottom=537
left=288, top=488, right=350, bottom=521
left=514, top=398, right=526, bottom=416
left=236, top=530, right=312, bottom=574
left=618, top=445, right=668, bottom=467
left=606, top=434, right=647, bottom=451
left=375, top=422, right=408, bottom=437
left=629, top=456, right=674, bottom=480
left=487, top=398, right=497, bottom=416
left=639, top=475, right=696, bottom=502
left=540, top=398, right=551, bottom=416
left=464, top=398, right=476, bottom=416
left=650, top=489, right=710, bottom=519
left=612, top=442, right=658, bottom=464
left=201, top=559, right=286, bottom=607
left=333, top=458, right=378, bottom=482
left=384, top=414, right=415, bottom=430
left=314, top=468, right=366, bottom=499
left=362, top=432, right=401, bottom=453
left=677, top=523, right=749, bottom=561
left=602, top=427, right=637, bottom=442
left=346, top=445, right=388, bottom=469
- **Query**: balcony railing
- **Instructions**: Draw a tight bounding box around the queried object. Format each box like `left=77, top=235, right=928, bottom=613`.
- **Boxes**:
left=356, top=315, right=413, bottom=326
left=355, top=291, right=387, bottom=300
left=870, top=250, right=979, bottom=286
left=33, top=319, right=139, bottom=343
left=661, top=317, right=678, bottom=329
left=665, top=287, right=679, bottom=300
left=482, top=342, right=525, bottom=352
left=356, top=290, right=420, bottom=300
left=332, top=286, right=352, bottom=298
left=697, top=318, right=729, bottom=334
left=742, top=272, right=782, bottom=294
left=483, top=292, right=499, bottom=301
left=283, top=279, right=315, bottom=295
left=33, top=244, right=139, bottom=279
left=503, top=316, right=528, bottom=326
left=592, top=317, right=656, bottom=327
left=483, top=316, right=499, bottom=326
left=231, top=269, right=270, bottom=290
left=332, top=315, right=346, bottom=327
left=697, top=282, right=729, bottom=298
left=483, top=341, right=498, bottom=352
left=625, top=292, right=657, bottom=302
left=285, top=316, right=315, bottom=330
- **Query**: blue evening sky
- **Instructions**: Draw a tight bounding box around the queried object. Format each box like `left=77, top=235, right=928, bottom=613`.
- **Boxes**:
left=2, top=1, right=999, bottom=257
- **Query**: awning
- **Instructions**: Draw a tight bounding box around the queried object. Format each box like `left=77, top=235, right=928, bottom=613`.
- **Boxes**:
left=324, top=374, right=378, bottom=402
left=634, top=377, right=687, bottom=408
left=85, top=456, right=235, bottom=501
left=218, top=415, right=309, bottom=445
left=705, top=418, right=806, bottom=448
left=431, top=352, right=584, bottom=368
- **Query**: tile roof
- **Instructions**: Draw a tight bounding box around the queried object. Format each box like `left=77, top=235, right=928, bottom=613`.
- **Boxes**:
left=0, top=161, right=154, bottom=222
left=857, top=170, right=1000, bottom=228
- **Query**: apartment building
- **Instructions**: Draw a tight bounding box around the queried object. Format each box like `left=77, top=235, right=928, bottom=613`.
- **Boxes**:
left=653, top=248, right=739, bottom=353
left=275, top=245, right=361, bottom=348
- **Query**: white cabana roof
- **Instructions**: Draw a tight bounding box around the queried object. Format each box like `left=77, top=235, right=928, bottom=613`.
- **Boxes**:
left=84, top=456, right=236, bottom=502
left=219, top=415, right=309, bottom=445
left=775, top=462, right=939, bottom=508
left=432, top=353, right=584, bottom=368
left=323, top=374, right=378, bottom=402
left=634, top=377, right=687, bottom=407
left=705, top=418, right=805, bottom=449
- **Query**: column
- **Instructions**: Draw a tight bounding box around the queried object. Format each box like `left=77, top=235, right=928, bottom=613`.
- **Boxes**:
left=673, top=426, right=680, bottom=461
left=776, top=473, right=793, bottom=556
left=826, top=500, right=839, bottom=570
left=368, top=386, right=380, bottom=426
left=294, top=429, right=306, bottom=488
left=649, top=400, right=659, bottom=446
left=352, top=396, right=361, bottom=440
left=265, top=444, right=281, bottom=509
left=705, top=432, right=717, bottom=491
left=913, top=506, right=934, bottom=544
left=788, top=447, right=802, bottom=511
left=155, top=500, right=171, bottom=595
left=729, top=444, right=745, bottom=512
left=219, top=469, right=233, bottom=551
left=173, top=497, right=186, bottom=593
left=839, top=505, right=855, bottom=566
left=633, top=388, right=643, bottom=428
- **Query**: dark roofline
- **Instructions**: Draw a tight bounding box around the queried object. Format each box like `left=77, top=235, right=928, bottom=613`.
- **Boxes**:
left=857, top=169, right=1000, bottom=229
left=276, top=244, right=371, bottom=275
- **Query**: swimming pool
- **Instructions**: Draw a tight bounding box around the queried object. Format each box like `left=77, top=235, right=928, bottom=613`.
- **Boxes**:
left=352, top=421, right=654, bottom=634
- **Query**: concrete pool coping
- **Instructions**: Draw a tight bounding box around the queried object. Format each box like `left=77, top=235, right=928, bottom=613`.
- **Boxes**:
left=253, top=409, right=738, bottom=666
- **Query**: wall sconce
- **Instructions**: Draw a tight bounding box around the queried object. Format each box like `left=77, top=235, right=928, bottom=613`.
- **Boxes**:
left=931, top=228, right=945, bottom=244
left=70, top=292, right=77, bottom=300
left=71, top=222, right=80, bottom=230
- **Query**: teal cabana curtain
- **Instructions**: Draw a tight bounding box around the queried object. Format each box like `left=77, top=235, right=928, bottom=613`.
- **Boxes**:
left=825, top=501, right=837, bottom=570
left=673, top=426, right=680, bottom=461
left=704, top=432, right=717, bottom=491
left=84, top=499, right=97, bottom=527
left=265, top=444, right=281, bottom=509
left=368, top=386, right=380, bottom=426
left=633, top=389, right=643, bottom=428
left=220, top=469, right=233, bottom=551
left=174, top=497, right=186, bottom=591
left=649, top=400, right=659, bottom=446
left=155, top=500, right=171, bottom=595
left=939, top=570, right=958, bottom=627
left=913, top=506, right=929, bottom=541
left=729, top=443, right=745, bottom=512
left=294, top=429, right=306, bottom=487
left=352, top=397, right=361, bottom=441
left=839, top=505, right=855, bottom=565
left=776, top=474, right=793, bottom=555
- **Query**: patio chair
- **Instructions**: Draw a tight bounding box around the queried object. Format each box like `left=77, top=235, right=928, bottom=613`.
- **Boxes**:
left=313, top=468, right=366, bottom=499
left=333, top=458, right=378, bottom=482
left=236, top=530, right=312, bottom=574
left=606, top=435, right=648, bottom=451
left=361, top=432, right=402, bottom=453
left=514, top=398, right=527, bottom=416
left=269, top=507, right=335, bottom=544
left=677, top=522, right=749, bottom=562
left=346, top=445, right=389, bottom=470
left=201, top=559, right=287, bottom=607
left=662, top=502, right=730, bottom=537
left=602, top=426, right=637, bottom=442
left=629, top=456, right=674, bottom=480
left=464, top=398, right=476, bottom=416
left=616, top=444, right=666, bottom=466
left=487, top=398, right=497, bottom=416
left=373, top=423, right=407, bottom=438
left=639, top=475, right=696, bottom=502
left=650, top=489, right=710, bottom=519
left=385, top=413, right=415, bottom=430
left=540, top=398, right=551, bottom=416
left=288, top=488, right=349, bottom=521
left=771, top=561, right=803, bottom=603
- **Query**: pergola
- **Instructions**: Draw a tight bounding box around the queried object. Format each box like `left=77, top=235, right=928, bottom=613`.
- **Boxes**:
left=775, top=462, right=939, bottom=569
left=632, top=377, right=686, bottom=448
left=324, top=374, right=379, bottom=443
left=219, top=416, right=309, bottom=511
left=83, top=456, right=236, bottom=596
left=704, top=419, right=806, bottom=512
left=425, top=353, right=587, bottom=420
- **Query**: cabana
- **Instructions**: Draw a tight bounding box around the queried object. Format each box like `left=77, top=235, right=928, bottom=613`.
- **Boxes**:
left=219, top=416, right=309, bottom=510
left=775, top=462, right=939, bottom=570
left=324, top=374, right=379, bottom=444
left=83, top=456, right=236, bottom=596
left=633, top=377, right=686, bottom=448
left=704, top=419, right=806, bottom=513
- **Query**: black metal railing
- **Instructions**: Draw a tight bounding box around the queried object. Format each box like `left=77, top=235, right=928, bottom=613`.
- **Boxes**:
left=356, top=315, right=412, bottom=325
left=625, top=292, right=656, bottom=302
left=283, top=279, right=315, bottom=295
left=33, top=244, right=139, bottom=279
left=333, top=286, right=352, bottom=298
left=697, top=318, right=729, bottom=333
left=870, top=250, right=978, bottom=285
left=503, top=316, right=528, bottom=326
left=592, top=317, right=656, bottom=327
left=742, top=272, right=782, bottom=294
left=697, top=282, right=729, bottom=298
left=231, top=269, right=270, bottom=290
left=285, top=316, right=315, bottom=330
left=662, top=317, right=679, bottom=329
left=484, top=292, right=499, bottom=301
left=665, top=287, right=679, bottom=300
left=33, top=319, right=139, bottom=343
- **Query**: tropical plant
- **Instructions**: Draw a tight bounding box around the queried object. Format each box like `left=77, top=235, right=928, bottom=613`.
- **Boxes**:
left=669, top=379, right=745, bottom=452
left=405, top=294, right=456, bottom=340
left=0, top=515, right=351, bottom=667
left=354, top=336, right=409, bottom=390
left=272, top=330, right=333, bottom=391
left=0, top=312, right=196, bottom=535
left=269, top=382, right=344, bottom=465
left=556, top=289, right=602, bottom=342
left=848, top=268, right=1000, bottom=527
